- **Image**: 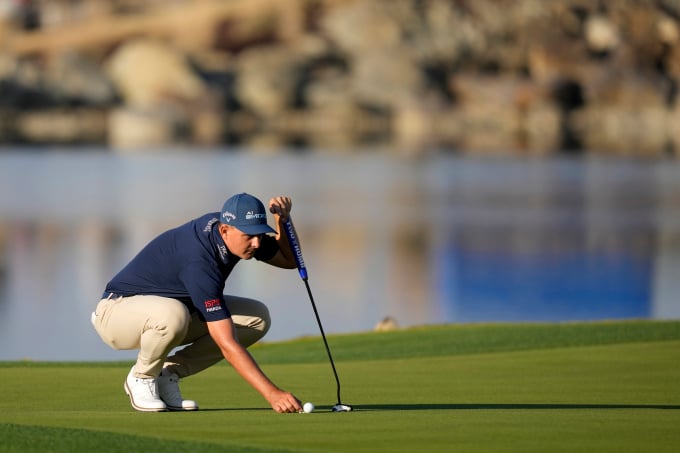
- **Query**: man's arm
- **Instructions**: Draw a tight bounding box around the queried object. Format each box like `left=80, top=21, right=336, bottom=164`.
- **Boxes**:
left=265, top=196, right=297, bottom=269
left=207, top=318, right=301, bottom=413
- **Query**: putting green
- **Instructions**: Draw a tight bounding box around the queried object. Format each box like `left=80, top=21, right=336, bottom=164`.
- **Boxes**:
left=1, top=321, right=679, bottom=452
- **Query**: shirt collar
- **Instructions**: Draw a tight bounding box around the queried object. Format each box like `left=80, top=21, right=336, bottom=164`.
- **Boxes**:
left=211, top=218, right=231, bottom=264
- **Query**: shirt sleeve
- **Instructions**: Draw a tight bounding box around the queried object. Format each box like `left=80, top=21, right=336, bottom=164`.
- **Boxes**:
left=179, top=260, right=231, bottom=322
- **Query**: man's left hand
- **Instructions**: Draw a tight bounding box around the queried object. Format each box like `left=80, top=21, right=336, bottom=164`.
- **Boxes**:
left=269, top=196, right=292, bottom=219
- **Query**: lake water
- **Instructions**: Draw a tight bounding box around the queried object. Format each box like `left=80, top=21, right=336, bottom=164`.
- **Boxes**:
left=1, top=150, right=679, bottom=361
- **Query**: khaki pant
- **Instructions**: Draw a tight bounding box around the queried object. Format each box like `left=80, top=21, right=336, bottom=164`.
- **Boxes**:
left=92, top=294, right=270, bottom=379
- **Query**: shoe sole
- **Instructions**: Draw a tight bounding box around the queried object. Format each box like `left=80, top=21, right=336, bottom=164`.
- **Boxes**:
left=165, top=404, right=199, bottom=411
left=124, top=381, right=168, bottom=412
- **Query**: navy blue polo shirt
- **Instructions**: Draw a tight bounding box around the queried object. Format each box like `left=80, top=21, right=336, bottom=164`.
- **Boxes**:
left=104, top=213, right=279, bottom=322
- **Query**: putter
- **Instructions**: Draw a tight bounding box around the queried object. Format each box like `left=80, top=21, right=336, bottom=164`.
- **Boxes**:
left=283, top=218, right=353, bottom=412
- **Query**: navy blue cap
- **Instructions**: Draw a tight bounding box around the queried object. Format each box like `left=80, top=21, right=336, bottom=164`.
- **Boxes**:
left=220, top=193, right=276, bottom=235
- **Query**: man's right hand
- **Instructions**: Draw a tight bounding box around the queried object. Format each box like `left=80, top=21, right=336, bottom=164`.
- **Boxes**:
left=266, top=388, right=302, bottom=413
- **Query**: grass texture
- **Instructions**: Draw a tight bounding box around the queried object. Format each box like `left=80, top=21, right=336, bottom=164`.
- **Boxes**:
left=1, top=320, right=679, bottom=452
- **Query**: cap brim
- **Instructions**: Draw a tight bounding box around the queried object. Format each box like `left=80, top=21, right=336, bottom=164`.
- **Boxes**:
left=235, top=224, right=276, bottom=235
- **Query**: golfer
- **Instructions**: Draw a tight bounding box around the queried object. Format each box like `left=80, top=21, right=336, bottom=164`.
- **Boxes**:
left=91, top=193, right=303, bottom=413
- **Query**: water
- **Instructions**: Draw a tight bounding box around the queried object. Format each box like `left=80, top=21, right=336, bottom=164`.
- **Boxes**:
left=1, top=150, right=679, bottom=361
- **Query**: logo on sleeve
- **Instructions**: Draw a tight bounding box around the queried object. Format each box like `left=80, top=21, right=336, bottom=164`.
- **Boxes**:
left=204, top=299, right=223, bottom=313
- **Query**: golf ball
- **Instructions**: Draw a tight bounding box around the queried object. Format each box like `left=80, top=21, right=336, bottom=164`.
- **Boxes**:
left=303, top=402, right=314, bottom=413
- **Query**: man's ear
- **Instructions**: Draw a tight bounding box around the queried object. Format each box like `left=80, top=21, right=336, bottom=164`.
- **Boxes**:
left=219, top=224, right=229, bottom=235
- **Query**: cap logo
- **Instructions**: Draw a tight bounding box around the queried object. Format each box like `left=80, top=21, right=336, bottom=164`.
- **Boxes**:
left=222, top=211, right=236, bottom=222
left=245, top=211, right=266, bottom=220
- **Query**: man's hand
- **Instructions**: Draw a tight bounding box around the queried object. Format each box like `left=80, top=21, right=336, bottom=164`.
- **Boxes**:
left=266, top=388, right=303, bottom=413
left=264, top=195, right=297, bottom=269
left=269, top=196, right=292, bottom=220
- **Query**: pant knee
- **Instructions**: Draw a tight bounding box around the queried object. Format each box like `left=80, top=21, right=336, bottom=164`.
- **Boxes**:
left=226, top=297, right=271, bottom=331
left=228, top=298, right=271, bottom=347
left=249, top=300, right=271, bottom=334
left=259, top=305, right=271, bottom=335
left=149, top=302, right=191, bottom=344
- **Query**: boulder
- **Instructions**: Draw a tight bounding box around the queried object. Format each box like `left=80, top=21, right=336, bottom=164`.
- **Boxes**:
left=106, top=39, right=207, bottom=109
left=16, top=108, right=107, bottom=143
left=320, top=0, right=404, bottom=55
left=450, top=74, right=560, bottom=153
left=234, top=44, right=305, bottom=118
left=569, top=105, right=670, bottom=156
left=44, top=52, right=116, bottom=105
left=108, top=107, right=181, bottom=150
left=350, top=50, right=424, bottom=109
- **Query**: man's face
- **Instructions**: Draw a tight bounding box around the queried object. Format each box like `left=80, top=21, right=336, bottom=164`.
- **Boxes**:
left=219, top=224, right=262, bottom=259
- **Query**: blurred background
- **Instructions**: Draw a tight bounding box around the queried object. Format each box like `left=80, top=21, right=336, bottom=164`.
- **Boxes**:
left=0, top=0, right=679, bottom=361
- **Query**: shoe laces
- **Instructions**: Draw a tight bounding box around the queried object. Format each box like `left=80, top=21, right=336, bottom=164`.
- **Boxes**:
left=136, top=376, right=160, bottom=399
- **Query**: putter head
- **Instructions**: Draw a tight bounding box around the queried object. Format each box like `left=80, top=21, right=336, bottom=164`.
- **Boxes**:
left=331, top=403, right=353, bottom=412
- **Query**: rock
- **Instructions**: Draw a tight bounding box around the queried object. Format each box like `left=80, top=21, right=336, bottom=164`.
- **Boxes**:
left=106, top=39, right=207, bottom=109
left=108, top=107, right=181, bottom=150
left=657, top=16, right=679, bottom=45
left=234, top=44, right=305, bottom=118
left=191, top=107, right=224, bottom=146
left=0, top=52, right=17, bottom=80
left=416, top=0, right=483, bottom=63
left=303, top=60, right=352, bottom=110
left=581, top=72, right=669, bottom=108
left=321, top=0, right=403, bottom=54
left=16, top=108, right=107, bottom=143
left=584, top=15, right=620, bottom=53
left=662, top=25, right=680, bottom=81
left=450, top=74, right=560, bottom=153
left=668, top=103, right=680, bottom=156
left=350, top=50, right=424, bottom=109
left=524, top=102, right=563, bottom=153
left=44, top=52, right=116, bottom=105
left=569, top=105, right=670, bottom=156
left=456, top=103, right=524, bottom=153
left=393, top=102, right=439, bottom=152
left=527, top=39, right=596, bottom=86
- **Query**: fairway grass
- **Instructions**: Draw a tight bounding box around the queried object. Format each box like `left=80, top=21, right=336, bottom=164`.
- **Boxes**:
left=1, top=320, right=679, bottom=452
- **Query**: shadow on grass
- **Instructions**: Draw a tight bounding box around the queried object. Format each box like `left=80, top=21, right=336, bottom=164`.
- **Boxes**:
left=354, top=403, right=680, bottom=411
left=189, top=403, right=680, bottom=413
left=196, top=407, right=271, bottom=412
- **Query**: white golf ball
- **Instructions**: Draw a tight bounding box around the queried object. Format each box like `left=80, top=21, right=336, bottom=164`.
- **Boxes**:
left=303, top=402, right=314, bottom=413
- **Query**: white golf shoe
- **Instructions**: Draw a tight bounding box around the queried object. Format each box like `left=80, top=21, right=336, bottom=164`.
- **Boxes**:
left=157, top=369, right=199, bottom=411
left=124, top=366, right=167, bottom=412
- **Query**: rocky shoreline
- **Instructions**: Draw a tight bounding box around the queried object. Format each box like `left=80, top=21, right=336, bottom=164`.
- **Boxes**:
left=1, top=0, right=679, bottom=156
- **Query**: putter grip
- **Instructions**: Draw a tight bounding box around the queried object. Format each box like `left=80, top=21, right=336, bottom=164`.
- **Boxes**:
left=283, top=219, right=308, bottom=280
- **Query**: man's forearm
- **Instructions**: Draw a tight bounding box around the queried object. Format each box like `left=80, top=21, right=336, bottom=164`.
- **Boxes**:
left=272, top=214, right=297, bottom=267
left=207, top=307, right=300, bottom=412
left=222, top=341, right=280, bottom=399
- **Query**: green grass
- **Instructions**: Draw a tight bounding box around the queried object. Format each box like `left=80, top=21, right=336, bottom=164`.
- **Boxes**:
left=1, top=320, right=680, bottom=452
